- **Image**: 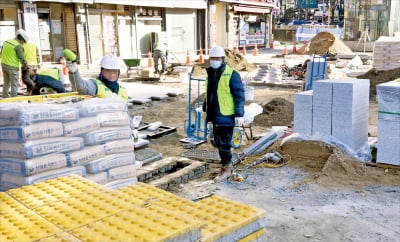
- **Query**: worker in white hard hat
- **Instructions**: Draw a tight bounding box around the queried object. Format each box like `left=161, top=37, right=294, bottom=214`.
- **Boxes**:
left=1, top=29, right=32, bottom=98
left=64, top=49, right=128, bottom=101
left=197, top=45, right=245, bottom=183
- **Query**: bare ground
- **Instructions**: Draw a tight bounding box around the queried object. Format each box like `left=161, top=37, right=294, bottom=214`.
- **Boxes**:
left=131, top=80, right=400, bottom=242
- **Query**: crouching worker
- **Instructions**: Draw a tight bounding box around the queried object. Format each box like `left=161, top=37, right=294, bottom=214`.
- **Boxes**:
left=63, top=49, right=128, bottom=102
left=31, top=67, right=66, bottom=95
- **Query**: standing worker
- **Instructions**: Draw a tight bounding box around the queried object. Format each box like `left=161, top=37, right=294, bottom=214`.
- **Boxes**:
left=22, top=41, right=40, bottom=94
left=198, top=45, right=245, bottom=183
left=1, top=29, right=31, bottom=98
left=30, top=67, right=65, bottom=95
left=63, top=49, right=128, bottom=102
left=153, top=42, right=168, bottom=74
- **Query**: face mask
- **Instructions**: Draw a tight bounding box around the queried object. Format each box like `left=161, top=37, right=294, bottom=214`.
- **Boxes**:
left=210, top=60, right=221, bottom=69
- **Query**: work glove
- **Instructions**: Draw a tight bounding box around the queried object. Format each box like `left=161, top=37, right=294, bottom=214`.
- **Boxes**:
left=195, top=107, right=203, bottom=113
left=235, top=117, right=244, bottom=126
left=66, top=61, right=78, bottom=73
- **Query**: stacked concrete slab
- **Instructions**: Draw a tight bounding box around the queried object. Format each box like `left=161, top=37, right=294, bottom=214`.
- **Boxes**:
left=294, top=79, right=370, bottom=151
left=376, top=81, right=400, bottom=165
left=373, top=37, right=400, bottom=71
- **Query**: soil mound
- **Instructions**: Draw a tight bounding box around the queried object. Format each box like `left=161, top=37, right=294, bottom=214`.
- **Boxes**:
left=253, top=97, right=294, bottom=127
left=356, top=67, right=400, bottom=98
left=297, top=31, right=352, bottom=55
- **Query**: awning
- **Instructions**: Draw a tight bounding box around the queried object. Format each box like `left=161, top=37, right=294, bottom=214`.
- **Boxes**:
left=233, top=5, right=271, bottom=14
left=220, top=0, right=275, bottom=8
left=94, top=0, right=207, bottom=9
left=13, top=0, right=94, bottom=3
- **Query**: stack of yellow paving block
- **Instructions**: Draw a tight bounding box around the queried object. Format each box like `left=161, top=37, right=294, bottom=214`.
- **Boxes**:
left=1, top=175, right=267, bottom=241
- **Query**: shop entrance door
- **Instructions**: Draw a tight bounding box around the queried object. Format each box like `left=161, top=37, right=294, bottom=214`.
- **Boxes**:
left=88, top=13, right=104, bottom=63
left=38, top=8, right=52, bottom=62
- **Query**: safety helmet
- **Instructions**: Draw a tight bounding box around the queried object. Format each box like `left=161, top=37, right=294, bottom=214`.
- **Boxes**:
left=16, top=29, right=29, bottom=42
left=209, top=46, right=225, bottom=58
left=100, top=54, right=122, bottom=70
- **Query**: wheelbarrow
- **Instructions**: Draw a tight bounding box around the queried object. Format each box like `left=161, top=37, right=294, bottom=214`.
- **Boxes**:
left=122, top=58, right=141, bottom=77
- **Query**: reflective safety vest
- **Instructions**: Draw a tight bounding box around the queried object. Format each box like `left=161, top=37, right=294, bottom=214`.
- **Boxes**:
left=96, top=79, right=128, bottom=101
left=23, top=43, right=38, bottom=66
left=1, top=38, right=20, bottom=68
left=154, top=43, right=167, bottom=53
left=38, top=68, right=61, bottom=81
left=206, top=65, right=235, bottom=116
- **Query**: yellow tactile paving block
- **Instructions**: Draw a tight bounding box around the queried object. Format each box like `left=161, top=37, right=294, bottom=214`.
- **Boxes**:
left=33, top=189, right=142, bottom=231
left=37, top=231, right=82, bottom=242
left=0, top=192, right=27, bottom=215
left=238, top=228, right=267, bottom=242
left=184, top=195, right=267, bottom=242
left=7, top=175, right=108, bottom=209
left=118, top=182, right=195, bottom=210
left=0, top=194, right=62, bottom=241
left=71, top=204, right=202, bottom=242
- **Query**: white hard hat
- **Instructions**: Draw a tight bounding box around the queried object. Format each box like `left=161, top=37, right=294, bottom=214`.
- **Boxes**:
left=100, top=54, right=122, bottom=70
left=16, top=29, right=29, bottom=42
left=209, top=46, right=225, bottom=58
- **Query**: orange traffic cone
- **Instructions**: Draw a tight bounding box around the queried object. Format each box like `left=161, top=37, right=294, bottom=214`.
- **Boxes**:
left=199, top=48, right=204, bottom=64
left=185, top=49, right=191, bottom=65
left=147, top=52, right=153, bottom=68
left=292, top=41, right=297, bottom=54
left=282, top=44, right=288, bottom=55
left=253, top=45, right=258, bottom=56
left=242, top=45, right=247, bottom=55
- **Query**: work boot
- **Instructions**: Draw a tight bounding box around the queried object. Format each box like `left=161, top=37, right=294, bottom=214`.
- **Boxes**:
left=214, top=163, right=233, bottom=183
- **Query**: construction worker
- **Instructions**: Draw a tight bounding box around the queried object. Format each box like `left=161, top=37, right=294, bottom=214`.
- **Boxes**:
left=64, top=49, right=128, bottom=102
left=1, top=29, right=31, bottom=98
left=153, top=42, right=168, bottom=74
left=30, top=67, right=66, bottom=95
left=22, top=41, right=40, bottom=94
left=197, top=45, right=245, bottom=183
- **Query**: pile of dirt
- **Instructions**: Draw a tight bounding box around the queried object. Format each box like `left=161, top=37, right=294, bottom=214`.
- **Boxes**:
left=356, top=67, right=400, bottom=98
left=253, top=97, right=294, bottom=127
left=297, top=31, right=353, bottom=55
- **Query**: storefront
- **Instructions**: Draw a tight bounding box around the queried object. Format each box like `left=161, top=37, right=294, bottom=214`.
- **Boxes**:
left=0, top=1, right=19, bottom=45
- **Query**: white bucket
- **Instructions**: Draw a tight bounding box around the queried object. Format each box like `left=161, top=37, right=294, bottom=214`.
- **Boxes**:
left=245, top=86, right=254, bottom=101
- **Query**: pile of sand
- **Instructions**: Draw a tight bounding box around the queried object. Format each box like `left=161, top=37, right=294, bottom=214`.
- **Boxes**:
left=253, top=97, right=294, bottom=127
left=297, top=32, right=353, bottom=55
left=357, top=67, right=400, bottom=98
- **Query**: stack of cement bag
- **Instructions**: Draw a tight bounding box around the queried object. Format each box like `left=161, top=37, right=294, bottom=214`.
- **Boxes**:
left=373, top=37, right=400, bottom=71
left=0, top=98, right=140, bottom=191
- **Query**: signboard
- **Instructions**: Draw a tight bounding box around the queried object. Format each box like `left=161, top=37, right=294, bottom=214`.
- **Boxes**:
left=297, top=0, right=318, bottom=9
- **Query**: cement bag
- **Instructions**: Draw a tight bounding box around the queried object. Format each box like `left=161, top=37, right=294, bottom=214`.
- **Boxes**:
left=86, top=172, right=108, bottom=185
left=97, top=112, right=130, bottom=127
left=0, top=153, right=67, bottom=176
left=63, top=117, right=100, bottom=137
left=0, top=122, right=63, bottom=141
left=66, top=145, right=105, bottom=167
left=107, top=163, right=141, bottom=181
left=104, top=139, right=135, bottom=155
left=0, top=137, right=84, bottom=159
left=243, top=103, right=263, bottom=124
left=0, top=166, right=86, bottom=189
left=17, top=103, right=79, bottom=125
left=85, top=152, right=135, bottom=173
left=84, top=127, right=132, bottom=145
left=77, top=97, right=127, bottom=117
left=104, top=177, right=138, bottom=190
left=0, top=103, right=20, bottom=126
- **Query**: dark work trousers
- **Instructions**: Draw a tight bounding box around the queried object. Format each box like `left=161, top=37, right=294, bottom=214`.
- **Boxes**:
left=21, top=67, right=37, bottom=91
left=31, top=75, right=65, bottom=95
left=153, top=50, right=166, bottom=73
left=213, top=125, right=234, bottom=166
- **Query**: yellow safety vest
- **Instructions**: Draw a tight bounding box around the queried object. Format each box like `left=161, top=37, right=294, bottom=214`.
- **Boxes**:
left=95, top=79, right=128, bottom=102
left=38, top=68, right=61, bottom=81
left=1, top=38, right=20, bottom=68
left=23, top=43, right=38, bottom=66
left=205, top=66, right=235, bottom=115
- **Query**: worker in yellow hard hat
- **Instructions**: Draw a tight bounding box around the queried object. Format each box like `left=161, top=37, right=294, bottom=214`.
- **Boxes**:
left=22, top=41, right=40, bottom=94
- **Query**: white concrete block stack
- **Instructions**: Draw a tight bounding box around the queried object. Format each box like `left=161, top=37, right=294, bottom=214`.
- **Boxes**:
left=373, top=37, right=400, bottom=71
left=376, top=81, right=400, bottom=165
left=294, top=79, right=370, bottom=152
left=0, top=98, right=139, bottom=190
left=294, top=90, right=313, bottom=136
